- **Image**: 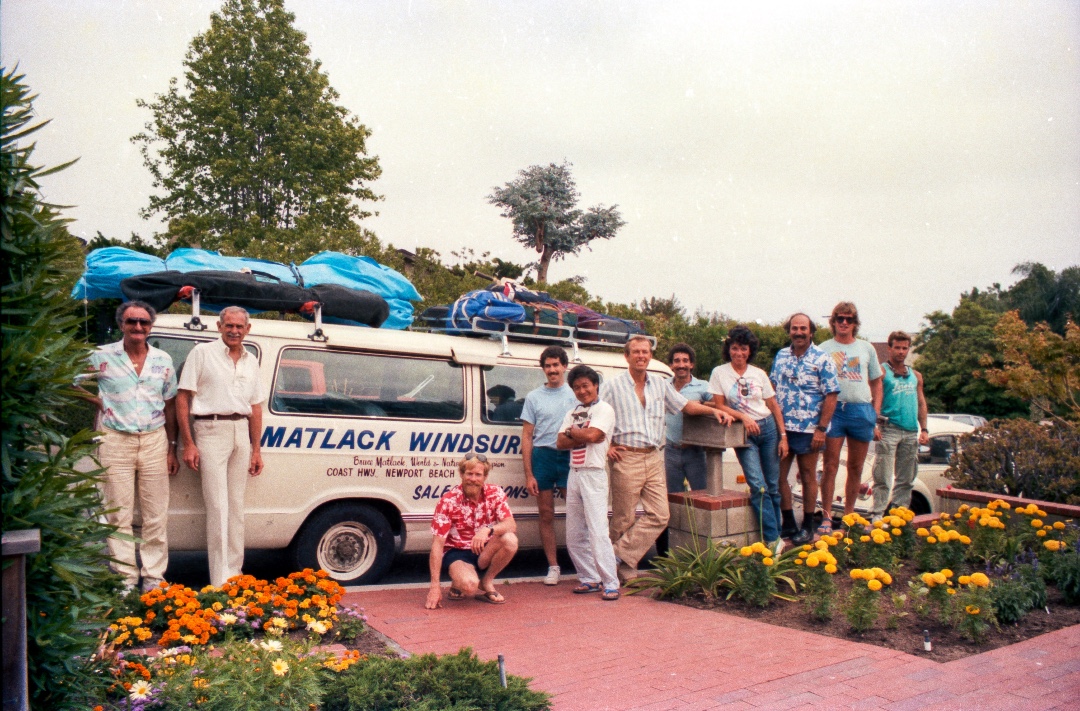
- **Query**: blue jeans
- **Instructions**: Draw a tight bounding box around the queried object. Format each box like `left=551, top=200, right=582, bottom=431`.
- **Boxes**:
left=735, top=415, right=782, bottom=543
left=664, top=444, right=708, bottom=493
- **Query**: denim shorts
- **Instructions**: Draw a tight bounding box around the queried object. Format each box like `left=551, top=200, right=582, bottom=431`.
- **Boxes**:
left=531, top=447, right=570, bottom=491
left=786, top=431, right=816, bottom=455
left=827, top=402, right=877, bottom=443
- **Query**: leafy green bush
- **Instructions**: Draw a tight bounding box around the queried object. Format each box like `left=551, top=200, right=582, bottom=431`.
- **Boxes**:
left=320, top=648, right=551, bottom=711
left=946, top=419, right=1080, bottom=505
left=2, top=67, right=122, bottom=708
left=991, top=563, right=1047, bottom=624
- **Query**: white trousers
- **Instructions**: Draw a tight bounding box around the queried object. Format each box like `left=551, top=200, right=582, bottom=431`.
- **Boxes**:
left=98, top=427, right=170, bottom=586
left=566, top=466, right=619, bottom=590
left=192, top=419, right=251, bottom=586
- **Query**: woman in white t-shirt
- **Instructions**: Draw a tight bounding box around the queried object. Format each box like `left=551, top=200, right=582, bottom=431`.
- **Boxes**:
left=709, top=326, right=788, bottom=551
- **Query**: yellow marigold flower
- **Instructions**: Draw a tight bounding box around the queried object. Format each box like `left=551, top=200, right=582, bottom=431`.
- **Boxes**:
left=799, top=551, right=809, bottom=559
left=965, top=605, right=980, bottom=615
left=844, top=538, right=853, bottom=545
left=921, top=573, right=936, bottom=586
left=947, top=588, right=956, bottom=595
left=916, top=528, right=929, bottom=537
left=867, top=579, right=882, bottom=591
left=882, top=573, right=893, bottom=585
left=1038, top=509, right=1048, bottom=517
left=940, top=513, right=951, bottom=520
left=842, top=513, right=857, bottom=527
left=850, top=569, right=864, bottom=580
left=927, top=536, right=937, bottom=544
left=805, top=555, right=820, bottom=568
left=802, top=545, right=813, bottom=551
left=957, top=504, right=970, bottom=513
left=762, top=557, right=774, bottom=566
left=970, top=572, right=990, bottom=588
left=941, top=569, right=953, bottom=578
left=740, top=546, right=753, bottom=557
left=815, top=540, right=829, bottom=550
left=1054, top=521, right=1065, bottom=530
left=958, top=575, right=971, bottom=585
left=272, top=659, right=289, bottom=677
left=794, top=558, right=804, bottom=565
left=825, top=564, right=838, bottom=574
left=1032, top=519, right=1043, bottom=528
left=860, top=535, right=871, bottom=543
left=870, top=567, right=885, bottom=579
left=1044, top=540, right=1061, bottom=552
left=1037, top=530, right=1047, bottom=538
left=960, top=535, right=971, bottom=544
left=892, top=528, right=902, bottom=536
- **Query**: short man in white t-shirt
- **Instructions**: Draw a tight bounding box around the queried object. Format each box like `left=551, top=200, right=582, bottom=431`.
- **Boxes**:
left=176, top=306, right=267, bottom=587
left=557, top=365, right=620, bottom=600
left=818, top=302, right=882, bottom=533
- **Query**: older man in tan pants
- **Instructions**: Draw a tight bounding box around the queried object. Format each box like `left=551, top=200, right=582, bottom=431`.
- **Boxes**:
left=176, top=306, right=266, bottom=587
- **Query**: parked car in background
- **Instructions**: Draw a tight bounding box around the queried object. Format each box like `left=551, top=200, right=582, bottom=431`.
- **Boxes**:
left=726, top=417, right=975, bottom=518
left=928, top=413, right=988, bottom=429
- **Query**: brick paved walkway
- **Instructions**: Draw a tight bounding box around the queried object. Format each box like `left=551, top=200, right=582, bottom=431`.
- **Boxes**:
left=342, top=580, right=1080, bottom=711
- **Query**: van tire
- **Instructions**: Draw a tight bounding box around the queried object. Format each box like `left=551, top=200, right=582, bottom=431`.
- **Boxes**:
left=291, top=504, right=394, bottom=585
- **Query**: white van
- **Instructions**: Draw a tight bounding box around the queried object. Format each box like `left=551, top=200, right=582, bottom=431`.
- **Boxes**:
left=147, top=313, right=670, bottom=585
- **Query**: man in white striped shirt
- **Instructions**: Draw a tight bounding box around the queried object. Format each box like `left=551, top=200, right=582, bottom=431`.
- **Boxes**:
left=601, top=336, right=732, bottom=582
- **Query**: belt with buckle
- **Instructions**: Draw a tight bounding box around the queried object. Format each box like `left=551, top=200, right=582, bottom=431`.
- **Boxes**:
left=617, top=445, right=657, bottom=453
left=193, top=413, right=248, bottom=421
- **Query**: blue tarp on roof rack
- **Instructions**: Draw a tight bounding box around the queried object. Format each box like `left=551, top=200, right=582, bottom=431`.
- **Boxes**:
left=72, top=247, right=422, bottom=329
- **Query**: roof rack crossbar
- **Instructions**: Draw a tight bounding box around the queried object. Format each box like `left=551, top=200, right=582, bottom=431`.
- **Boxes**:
left=411, top=315, right=656, bottom=352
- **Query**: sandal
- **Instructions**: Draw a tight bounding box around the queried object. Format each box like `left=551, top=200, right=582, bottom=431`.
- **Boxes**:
left=601, top=588, right=620, bottom=601
left=447, top=587, right=466, bottom=601
left=815, top=519, right=833, bottom=536
left=572, top=582, right=602, bottom=594
left=475, top=590, right=506, bottom=604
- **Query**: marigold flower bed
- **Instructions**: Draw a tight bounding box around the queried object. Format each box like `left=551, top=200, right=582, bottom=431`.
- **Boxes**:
left=632, top=503, right=1080, bottom=661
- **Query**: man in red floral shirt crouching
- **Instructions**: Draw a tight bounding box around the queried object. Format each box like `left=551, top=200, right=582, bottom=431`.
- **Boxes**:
left=425, top=453, right=519, bottom=609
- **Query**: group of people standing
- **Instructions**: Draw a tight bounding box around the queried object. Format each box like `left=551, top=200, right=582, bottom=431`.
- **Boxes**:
left=88, top=301, right=265, bottom=593
left=426, top=301, right=930, bottom=606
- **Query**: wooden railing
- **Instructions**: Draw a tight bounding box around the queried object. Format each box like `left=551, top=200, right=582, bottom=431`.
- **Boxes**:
left=2, top=529, right=39, bottom=711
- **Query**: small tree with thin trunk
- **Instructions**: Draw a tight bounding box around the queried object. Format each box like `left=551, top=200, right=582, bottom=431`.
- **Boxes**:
left=488, top=162, right=624, bottom=284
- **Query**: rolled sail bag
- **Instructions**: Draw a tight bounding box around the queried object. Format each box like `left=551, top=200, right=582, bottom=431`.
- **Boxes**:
left=121, top=271, right=389, bottom=328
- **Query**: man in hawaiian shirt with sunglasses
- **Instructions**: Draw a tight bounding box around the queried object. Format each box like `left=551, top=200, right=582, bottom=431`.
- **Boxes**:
left=425, top=453, right=519, bottom=608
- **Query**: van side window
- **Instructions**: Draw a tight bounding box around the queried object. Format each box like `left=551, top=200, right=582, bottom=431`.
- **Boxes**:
left=480, top=365, right=602, bottom=425
left=147, top=336, right=259, bottom=378
left=272, top=348, right=465, bottom=421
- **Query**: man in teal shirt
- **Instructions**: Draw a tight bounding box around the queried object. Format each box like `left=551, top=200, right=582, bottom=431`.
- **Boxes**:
left=871, top=331, right=929, bottom=520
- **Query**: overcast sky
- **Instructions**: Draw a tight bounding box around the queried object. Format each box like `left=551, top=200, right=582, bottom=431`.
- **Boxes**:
left=3, top=0, right=1078, bottom=339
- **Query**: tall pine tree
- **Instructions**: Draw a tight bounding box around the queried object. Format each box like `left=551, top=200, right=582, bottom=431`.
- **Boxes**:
left=133, top=0, right=381, bottom=261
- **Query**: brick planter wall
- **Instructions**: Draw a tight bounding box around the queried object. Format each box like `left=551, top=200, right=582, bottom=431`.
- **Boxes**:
left=666, top=490, right=762, bottom=549
left=936, top=488, right=1080, bottom=520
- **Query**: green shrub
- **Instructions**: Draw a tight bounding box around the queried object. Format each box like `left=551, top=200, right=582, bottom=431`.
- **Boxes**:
left=2, top=67, right=122, bottom=709
left=991, top=564, right=1047, bottom=625
left=946, top=419, right=1080, bottom=505
left=320, top=648, right=551, bottom=711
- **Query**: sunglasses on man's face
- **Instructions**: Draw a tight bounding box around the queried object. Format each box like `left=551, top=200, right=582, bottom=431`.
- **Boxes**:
left=462, top=452, right=488, bottom=463
left=124, top=318, right=153, bottom=327
left=834, top=316, right=856, bottom=325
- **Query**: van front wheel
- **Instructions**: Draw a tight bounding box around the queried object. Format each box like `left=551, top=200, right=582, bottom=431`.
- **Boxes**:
left=291, top=504, right=394, bottom=585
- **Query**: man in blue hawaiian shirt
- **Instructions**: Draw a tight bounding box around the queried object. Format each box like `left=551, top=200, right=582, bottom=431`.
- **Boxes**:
left=769, top=313, right=840, bottom=545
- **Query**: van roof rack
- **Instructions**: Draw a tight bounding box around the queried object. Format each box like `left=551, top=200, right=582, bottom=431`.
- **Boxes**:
left=411, top=316, right=656, bottom=361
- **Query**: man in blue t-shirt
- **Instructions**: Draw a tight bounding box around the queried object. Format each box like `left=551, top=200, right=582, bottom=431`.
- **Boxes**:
left=520, top=346, right=579, bottom=585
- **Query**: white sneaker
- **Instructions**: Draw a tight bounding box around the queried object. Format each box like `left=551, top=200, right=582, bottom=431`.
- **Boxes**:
left=771, top=538, right=785, bottom=556
left=544, top=565, right=561, bottom=586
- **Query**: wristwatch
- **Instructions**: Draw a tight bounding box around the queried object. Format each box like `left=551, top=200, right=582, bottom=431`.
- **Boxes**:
left=814, top=424, right=828, bottom=433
